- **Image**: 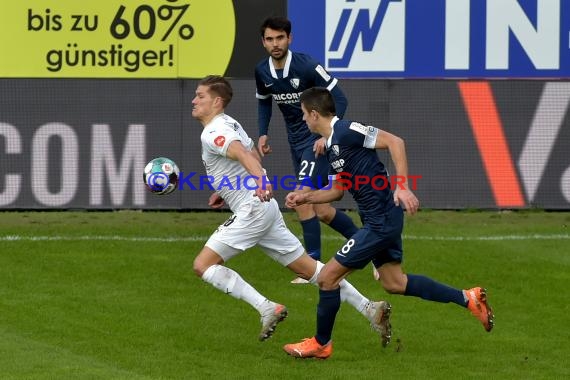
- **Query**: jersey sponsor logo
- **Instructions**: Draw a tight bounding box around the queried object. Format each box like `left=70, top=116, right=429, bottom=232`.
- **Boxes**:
left=272, top=92, right=303, bottom=104
left=315, top=64, right=332, bottom=81
left=214, top=135, right=226, bottom=147
left=349, top=122, right=370, bottom=135
left=331, top=158, right=345, bottom=171
left=264, top=82, right=274, bottom=88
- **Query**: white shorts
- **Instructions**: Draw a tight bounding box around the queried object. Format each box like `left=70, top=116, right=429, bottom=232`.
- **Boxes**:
left=205, top=198, right=305, bottom=266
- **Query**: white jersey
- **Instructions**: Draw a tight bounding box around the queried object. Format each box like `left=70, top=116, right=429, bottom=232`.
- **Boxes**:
left=201, top=113, right=258, bottom=212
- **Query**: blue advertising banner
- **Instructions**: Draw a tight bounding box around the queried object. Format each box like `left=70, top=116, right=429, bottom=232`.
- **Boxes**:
left=289, top=0, right=570, bottom=78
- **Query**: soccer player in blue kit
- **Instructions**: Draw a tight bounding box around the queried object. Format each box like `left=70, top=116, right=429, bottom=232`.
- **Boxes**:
left=255, top=17, right=361, bottom=282
left=283, top=87, right=494, bottom=359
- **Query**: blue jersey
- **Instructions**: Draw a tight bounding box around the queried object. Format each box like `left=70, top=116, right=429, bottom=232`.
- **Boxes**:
left=326, top=117, right=396, bottom=225
left=255, top=51, right=342, bottom=151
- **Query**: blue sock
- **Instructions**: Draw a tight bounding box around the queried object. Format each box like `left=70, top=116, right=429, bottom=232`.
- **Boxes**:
left=327, top=209, right=359, bottom=238
left=301, top=216, right=321, bottom=260
left=404, top=274, right=466, bottom=306
left=315, top=288, right=341, bottom=345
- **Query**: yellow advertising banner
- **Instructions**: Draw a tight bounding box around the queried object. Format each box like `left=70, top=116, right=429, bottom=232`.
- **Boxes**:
left=0, top=0, right=235, bottom=78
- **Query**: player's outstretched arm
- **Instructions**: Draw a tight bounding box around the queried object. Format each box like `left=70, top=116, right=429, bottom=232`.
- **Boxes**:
left=374, top=130, right=420, bottom=214
left=226, top=141, right=273, bottom=201
left=285, top=184, right=343, bottom=208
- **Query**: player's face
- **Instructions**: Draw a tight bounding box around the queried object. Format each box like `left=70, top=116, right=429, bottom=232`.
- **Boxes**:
left=192, top=85, right=218, bottom=122
left=262, top=28, right=291, bottom=61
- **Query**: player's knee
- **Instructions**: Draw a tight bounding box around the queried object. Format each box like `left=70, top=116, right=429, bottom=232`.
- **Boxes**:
left=314, top=205, right=335, bottom=224
left=192, top=259, right=207, bottom=278
left=381, top=277, right=407, bottom=294
left=294, top=203, right=315, bottom=219
left=192, top=266, right=204, bottom=278
left=316, top=274, right=339, bottom=290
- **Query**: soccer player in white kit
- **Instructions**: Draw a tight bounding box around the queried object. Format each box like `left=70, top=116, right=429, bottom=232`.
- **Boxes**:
left=191, top=75, right=392, bottom=344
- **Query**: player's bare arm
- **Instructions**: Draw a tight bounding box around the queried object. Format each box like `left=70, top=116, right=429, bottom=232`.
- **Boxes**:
left=257, top=135, right=272, bottom=157
left=226, top=140, right=273, bottom=201
left=208, top=192, right=225, bottom=209
left=374, top=129, right=420, bottom=215
left=250, top=144, right=264, bottom=163
left=256, top=96, right=273, bottom=157
left=313, top=137, right=327, bottom=157
left=285, top=183, right=343, bottom=208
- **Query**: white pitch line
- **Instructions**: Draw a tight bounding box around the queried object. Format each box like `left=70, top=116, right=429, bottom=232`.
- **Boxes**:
left=403, top=234, right=570, bottom=241
left=0, top=234, right=568, bottom=243
left=0, top=235, right=206, bottom=242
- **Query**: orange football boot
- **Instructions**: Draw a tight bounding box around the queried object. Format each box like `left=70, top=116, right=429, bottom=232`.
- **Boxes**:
left=283, top=337, right=333, bottom=359
left=465, top=287, right=494, bottom=332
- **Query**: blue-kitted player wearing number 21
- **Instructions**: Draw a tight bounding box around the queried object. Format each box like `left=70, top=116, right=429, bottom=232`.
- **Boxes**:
left=255, top=16, right=367, bottom=283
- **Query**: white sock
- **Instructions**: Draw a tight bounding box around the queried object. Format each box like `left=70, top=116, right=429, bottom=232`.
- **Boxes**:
left=339, top=279, right=370, bottom=315
left=307, top=261, right=323, bottom=284
left=310, top=261, right=370, bottom=315
left=202, top=264, right=268, bottom=312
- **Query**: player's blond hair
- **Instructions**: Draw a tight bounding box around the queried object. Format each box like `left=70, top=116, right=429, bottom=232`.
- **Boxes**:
left=199, top=75, right=233, bottom=108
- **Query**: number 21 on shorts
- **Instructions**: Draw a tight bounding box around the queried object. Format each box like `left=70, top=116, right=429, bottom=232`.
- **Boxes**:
left=299, top=160, right=315, bottom=177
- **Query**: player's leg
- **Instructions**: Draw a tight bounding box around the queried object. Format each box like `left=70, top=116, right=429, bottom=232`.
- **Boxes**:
left=285, top=254, right=375, bottom=318
left=376, top=206, right=493, bottom=331
left=282, top=258, right=347, bottom=359
left=371, top=206, right=468, bottom=305
left=290, top=148, right=322, bottom=266
left=258, top=203, right=386, bottom=332
left=193, top=246, right=267, bottom=309
left=284, top=228, right=392, bottom=358
left=287, top=149, right=321, bottom=283
left=313, top=202, right=358, bottom=236
left=379, top=262, right=493, bottom=331
left=194, top=209, right=288, bottom=341
left=379, top=261, right=466, bottom=303
left=294, top=202, right=321, bottom=261
left=313, top=202, right=381, bottom=280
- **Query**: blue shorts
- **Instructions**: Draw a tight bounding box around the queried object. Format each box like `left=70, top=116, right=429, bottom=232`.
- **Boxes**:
left=291, top=145, right=330, bottom=190
left=334, top=205, right=404, bottom=269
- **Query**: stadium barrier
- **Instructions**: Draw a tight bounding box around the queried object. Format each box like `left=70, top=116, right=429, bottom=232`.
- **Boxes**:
left=0, top=79, right=568, bottom=210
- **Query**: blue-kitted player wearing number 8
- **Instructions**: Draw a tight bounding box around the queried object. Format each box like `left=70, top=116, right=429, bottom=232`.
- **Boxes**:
left=283, top=87, right=494, bottom=359
left=255, top=16, right=363, bottom=283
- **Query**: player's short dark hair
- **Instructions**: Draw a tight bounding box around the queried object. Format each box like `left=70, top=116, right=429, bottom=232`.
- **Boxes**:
left=199, top=75, right=233, bottom=107
left=300, top=87, right=336, bottom=117
left=260, top=16, right=291, bottom=37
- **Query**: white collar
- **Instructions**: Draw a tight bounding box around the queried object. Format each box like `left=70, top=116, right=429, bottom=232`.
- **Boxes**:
left=269, top=50, right=292, bottom=79
left=326, top=116, right=340, bottom=148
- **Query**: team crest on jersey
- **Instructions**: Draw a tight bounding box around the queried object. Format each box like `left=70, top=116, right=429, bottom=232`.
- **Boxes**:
left=214, top=135, right=226, bottom=147
left=331, top=144, right=340, bottom=156
left=290, top=78, right=300, bottom=89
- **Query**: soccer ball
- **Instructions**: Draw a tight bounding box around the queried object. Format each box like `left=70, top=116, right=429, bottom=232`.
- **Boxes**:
left=143, top=157, right=180, bottom=195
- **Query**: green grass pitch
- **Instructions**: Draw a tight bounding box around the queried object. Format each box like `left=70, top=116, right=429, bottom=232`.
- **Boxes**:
left=0, top=210, right=568, bottom=379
